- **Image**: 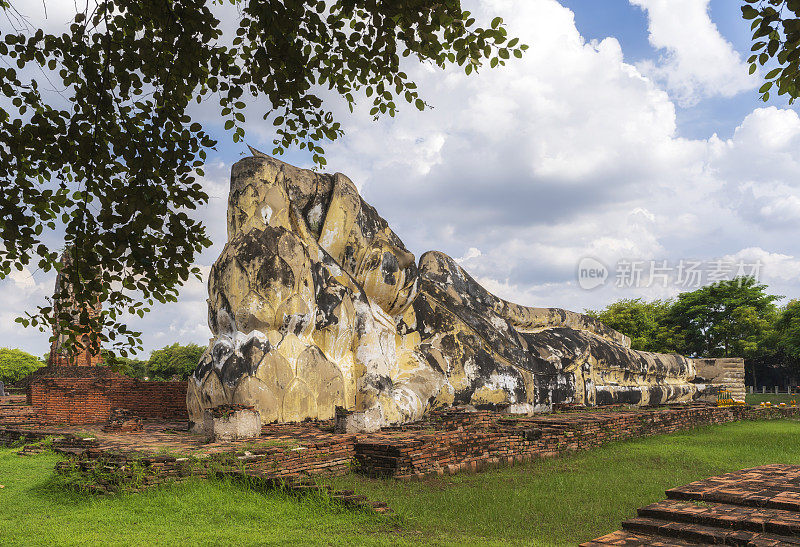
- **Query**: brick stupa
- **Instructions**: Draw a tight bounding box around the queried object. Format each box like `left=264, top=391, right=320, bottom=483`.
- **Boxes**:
left=46, top=249, right=103, bottom=367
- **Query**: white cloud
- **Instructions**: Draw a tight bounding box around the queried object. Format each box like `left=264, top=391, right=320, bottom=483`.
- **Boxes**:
left=0, top=267, right=54, bottom=356
left=316, top=0, right=800, bottom=313
left=725, top=248, right=800, bottom=282
left=708, top=107, right=800, bottom=228
left=630, top=0, right=756, bottom=105
left=455, top=247, right=483, bottom=265
left=5, top=0, right=800, bottom=358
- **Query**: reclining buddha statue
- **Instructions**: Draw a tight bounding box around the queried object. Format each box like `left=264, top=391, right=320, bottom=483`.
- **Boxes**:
left=188, top=150, right=737, bottom=432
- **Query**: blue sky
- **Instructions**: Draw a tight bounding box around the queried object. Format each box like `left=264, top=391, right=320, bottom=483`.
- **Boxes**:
left=563, top=0, right=796, bottom=140
left=4, top=0, right=800, bottom=358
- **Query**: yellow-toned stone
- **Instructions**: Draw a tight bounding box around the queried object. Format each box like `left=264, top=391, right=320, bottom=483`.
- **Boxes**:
left=274, top=294, right=314, bottom=336
left=471, top=385, right=511, bottom=406
left=228, top=183, right=258, bottom=237
left=281, top=239, right=316, bottom=307
left=432, top=382, right=455, bottom=407
left=395, top=348, right=424, bottom=377
left=254, top=351, right=294, bottom=400
left=316, top=325, right=354, bottom=363
left=283, top=378, right=317, bottom=422
left=258, top=184, right=291, bottom=229
left=219, top=258, right=251, bottom=314
left=252, top=254, right=295, bottom=309
left=316, top=377, right=345, bottom=420
left=233, top=375, right=280, bottom=423
left=186, top=378, right=204, bottom=425
left=297, top=347, right=344, bottom=394
left=266, top=329, right=283, bottom=347
left=276, top=333, right=307, bottom=368
left=200, top=371, right=229, bottom=408
left=317, top=173, right=360, bottom=263
left=295, top=346, right=346, bottom=420
left=234, top=291, right=275, bottom=335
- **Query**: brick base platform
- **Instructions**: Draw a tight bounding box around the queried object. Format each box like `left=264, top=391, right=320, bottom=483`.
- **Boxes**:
left=357, top=405, right=800, bottom=479
left=0, top=396, right=41, bottom=427
left=3, top=400, right=800, bottom=495
left=583, top=464, right=800, bottom=546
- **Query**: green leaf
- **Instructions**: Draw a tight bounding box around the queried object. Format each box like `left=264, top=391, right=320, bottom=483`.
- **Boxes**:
left=742, top=5, right=759, bottom=20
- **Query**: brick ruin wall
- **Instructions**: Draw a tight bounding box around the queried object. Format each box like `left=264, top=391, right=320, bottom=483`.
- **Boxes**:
left=355, top=405, right=799, bottom=479
left=7, top=404, right=795, bottom=492
left=52, top=434, right=357, bottom=493
left=29, top=377, right=187, bottom=424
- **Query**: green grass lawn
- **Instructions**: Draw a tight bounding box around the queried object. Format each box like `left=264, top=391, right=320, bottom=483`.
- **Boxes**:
left=330, top=419, right=800, bottom=546
left=0, top=449, right=400, bottom=546
left=745, top=392, right=798, bottom=405
left=1, top=419, right=799, bottom=546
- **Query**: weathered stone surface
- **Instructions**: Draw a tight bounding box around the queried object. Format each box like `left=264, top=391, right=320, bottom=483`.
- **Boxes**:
left=203, top=405, right=261, bottom=441
left=188, top=151, right=744, bottom=431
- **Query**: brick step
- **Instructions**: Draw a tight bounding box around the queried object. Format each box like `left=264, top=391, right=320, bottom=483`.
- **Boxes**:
left=17, top=445, right=45, bottom=456
left=580, top=529, right=699, bottom=546
left=666, top=486, right=800, bottom=512
left=622, top=516, right=800, bottom=545
left=638, top=499, right=800, bottom=535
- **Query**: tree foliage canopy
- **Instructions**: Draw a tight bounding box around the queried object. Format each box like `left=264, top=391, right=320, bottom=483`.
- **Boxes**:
left=0, top=0, right=524, bottom=357
left=146, top=342, right=204, bottom=380
left=0, top=347, right=44, bottom=385
left=588, top=278, right=797, bottom=385
left=665, top=277, right=779, bottom=358
left=104, top=342, right=203, bottom=379
left=777, top=299, right=800, bottom=358
left=584, top=298, right=673, bottom=353
left=742, top=0, right=800, bottom=101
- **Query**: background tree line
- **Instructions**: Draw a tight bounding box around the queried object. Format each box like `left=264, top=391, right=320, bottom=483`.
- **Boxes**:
left=585, top=277, right=800, bottom=388
left=0, top=342, right=204, bottom=385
